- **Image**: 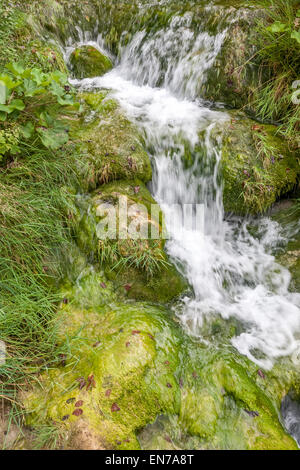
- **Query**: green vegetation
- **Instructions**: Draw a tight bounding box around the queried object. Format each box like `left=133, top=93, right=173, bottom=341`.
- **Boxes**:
left=0, top=63, right=79, bottom=158
left=0, top=0, right=82, bottom=443
left=255, top=0, right=300, bottom=147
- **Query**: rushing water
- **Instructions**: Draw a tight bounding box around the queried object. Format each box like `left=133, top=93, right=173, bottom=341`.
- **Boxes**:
left=68, top=9, right=300, bottom=370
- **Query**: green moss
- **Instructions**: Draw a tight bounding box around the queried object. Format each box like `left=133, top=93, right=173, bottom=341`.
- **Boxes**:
left=69, top=46, right=113, bottom=79
left=68, top=92, right=152, bottom=190
left=23, top=287, right=298, bottom=450
left=214, top=112, right=300, bottom=215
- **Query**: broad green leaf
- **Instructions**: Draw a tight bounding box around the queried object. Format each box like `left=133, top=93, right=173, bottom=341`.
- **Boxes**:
left=291, top=30, right=300, bottom=44
left=21, top=121, right=34, bottom=139
left=38, top=127, right=69, bottom=150
left=31, top=68, right=46, bottom=85
left=23, top=78, right=46, bottom=97
left=0, top=104, right=13, bottom=113
left=0, top=112, right=7, bottom=121
left=10, top=145, right=20, bottom=155
left=0, top=99, right=24, bottom=114
left=50, top=70, right=68, bottom=84
left=57, top=94, right=75, bottom=106
left=5, top=62, right=25, bottom=77
left=0, top=74, right=21, bottom=90
left=296, top=9, right=300, bottom=17
left=267, top=21, right=289, bottom=33
left=0, top=81, right=8, bottom=105
left=10, top=99, right=25, bottom=111
left=49, top=80, right=64, bottom=97
left=38, top=111, right=55, bottom=127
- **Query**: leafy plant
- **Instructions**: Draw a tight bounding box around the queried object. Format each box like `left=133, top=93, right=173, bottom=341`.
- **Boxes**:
left=0, top=62, right=79, bottom=155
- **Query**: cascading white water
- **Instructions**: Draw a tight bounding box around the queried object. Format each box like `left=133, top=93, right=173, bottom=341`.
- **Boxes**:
left=70, top=9, right=300, bottom=370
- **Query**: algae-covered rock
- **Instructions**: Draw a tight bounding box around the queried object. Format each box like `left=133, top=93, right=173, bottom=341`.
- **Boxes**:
left=75, top=180, right=187, bottom=303
left=211, top=112, right=300, bottom=215
left=201, top=6, right=269, bottom=111
left=69, top=92, right=152, bottom=190
left=271, top=200, right=300, bottom=293
left=22, top=275, right=298, bottom=450
left=69, top=46, right=113, bottom=79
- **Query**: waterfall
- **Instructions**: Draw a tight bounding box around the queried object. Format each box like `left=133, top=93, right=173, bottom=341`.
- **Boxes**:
left=69, top=9, right=300, bottom=370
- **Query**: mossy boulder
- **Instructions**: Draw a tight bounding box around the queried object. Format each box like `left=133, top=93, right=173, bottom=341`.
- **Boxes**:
left=74, top=180, right=187, bottom=303
left=271, top=200, right=300, bottom=293
left=68, top=92, right=152, bottom=191
left=69, top=46, right=113, bottom=79
left=22, top=273, right=298, bottom=450
left=210, top=112, right=300, bottom=215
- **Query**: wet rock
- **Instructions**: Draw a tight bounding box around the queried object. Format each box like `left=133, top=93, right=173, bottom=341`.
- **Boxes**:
left=22, top=301, right=297, bottom=450
left=69, top=46, right=113, bottom=79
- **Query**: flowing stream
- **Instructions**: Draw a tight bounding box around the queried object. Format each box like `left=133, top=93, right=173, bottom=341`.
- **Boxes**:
left=68, top=9, right=300, bottom=371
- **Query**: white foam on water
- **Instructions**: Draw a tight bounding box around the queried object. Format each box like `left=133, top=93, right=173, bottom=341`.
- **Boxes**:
left=69, top=10, right=300, bottom=369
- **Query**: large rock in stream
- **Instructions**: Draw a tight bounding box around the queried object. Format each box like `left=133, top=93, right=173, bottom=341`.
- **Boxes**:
left=74, top=179, right=187, bottom=303
left=68, top=92, right=152, bottom=191
left=22, top=267, right=299, bottom=450
left=209, top=112, right=300, bottom=215
left=69, top=46, right=113, bottom=79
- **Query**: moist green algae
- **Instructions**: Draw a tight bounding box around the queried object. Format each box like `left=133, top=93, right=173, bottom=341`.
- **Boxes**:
left=69, top=46, right=113, bottom=79
left=212, top=112, right=300, bottom=215
left=68, top=92, right=152, bottom=191
left=22, top=269, right=298, bottom=450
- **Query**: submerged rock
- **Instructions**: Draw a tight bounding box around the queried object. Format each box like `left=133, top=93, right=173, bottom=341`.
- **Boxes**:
left=69, top=46, right=113, bottom=79
left=209, top=112, right=299, bottom=215
left=75, top=180, right=187, bottom=303
left=22, top=285, right=298, bottom=450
